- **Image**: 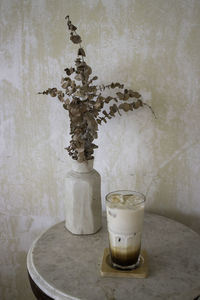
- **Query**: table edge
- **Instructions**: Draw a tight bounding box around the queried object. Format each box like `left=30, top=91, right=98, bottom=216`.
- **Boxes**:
left=27, top=224, right=79, bottom=300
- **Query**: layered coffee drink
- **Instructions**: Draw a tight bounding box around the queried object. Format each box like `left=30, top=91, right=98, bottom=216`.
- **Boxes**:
left=106, top=190, right=145, bottom=270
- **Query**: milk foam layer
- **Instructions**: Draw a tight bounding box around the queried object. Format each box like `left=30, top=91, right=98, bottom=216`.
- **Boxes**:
left=106, top=193, right=144, bottom=234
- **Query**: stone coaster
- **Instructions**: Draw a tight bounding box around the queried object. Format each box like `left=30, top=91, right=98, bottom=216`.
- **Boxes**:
left=100, top=248, right=148, bottom=278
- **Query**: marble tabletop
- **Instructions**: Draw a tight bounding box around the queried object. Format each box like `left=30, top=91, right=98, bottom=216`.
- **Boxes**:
left=27, top=213, right=200, bottom=300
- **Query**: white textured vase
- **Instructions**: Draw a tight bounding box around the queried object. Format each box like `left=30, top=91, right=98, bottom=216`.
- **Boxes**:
left=64, top=159, right=102, bottom=235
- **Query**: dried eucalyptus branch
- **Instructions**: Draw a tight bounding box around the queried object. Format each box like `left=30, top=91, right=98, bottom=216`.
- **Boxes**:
left=38, top=16, right=154, bottom=162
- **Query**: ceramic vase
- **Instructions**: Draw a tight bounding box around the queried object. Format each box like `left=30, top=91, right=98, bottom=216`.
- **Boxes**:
left=64, top=159, right=102, bottom=234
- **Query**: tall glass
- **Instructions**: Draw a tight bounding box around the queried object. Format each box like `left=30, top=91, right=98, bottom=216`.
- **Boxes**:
left=106, top=190, right=145, bottom=270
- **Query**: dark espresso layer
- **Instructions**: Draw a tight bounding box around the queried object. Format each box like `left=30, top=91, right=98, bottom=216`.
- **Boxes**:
left=110, top=246, right=141, bottom=267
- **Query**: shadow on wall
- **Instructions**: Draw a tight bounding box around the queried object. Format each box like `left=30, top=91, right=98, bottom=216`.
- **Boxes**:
left=147, top=205, right=200, bottom=236
left=16, top=252, right=35, bottom=300
left=1, top=250, right=35, bottom=300
left=145, top=124, right=200, bottom=236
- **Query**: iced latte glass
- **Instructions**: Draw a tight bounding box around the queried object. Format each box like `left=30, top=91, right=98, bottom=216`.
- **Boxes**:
left=106, top=190, right=145, bottom=270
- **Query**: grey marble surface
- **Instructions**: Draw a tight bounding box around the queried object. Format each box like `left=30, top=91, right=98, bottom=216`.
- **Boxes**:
left=27, top=213, right=200, bottom=300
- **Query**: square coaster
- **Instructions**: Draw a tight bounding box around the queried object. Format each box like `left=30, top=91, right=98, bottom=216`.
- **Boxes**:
left=100, top=248, right=148, bottom=278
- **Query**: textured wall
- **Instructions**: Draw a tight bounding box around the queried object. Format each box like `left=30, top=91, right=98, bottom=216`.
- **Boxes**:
left=0, top=0, right=200, bottom=299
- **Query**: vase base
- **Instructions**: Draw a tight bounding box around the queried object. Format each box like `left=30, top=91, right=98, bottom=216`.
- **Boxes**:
left=65, top=223, right=102, bottom=235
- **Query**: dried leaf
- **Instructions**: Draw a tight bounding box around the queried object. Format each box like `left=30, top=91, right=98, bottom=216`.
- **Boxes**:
left=79, top=104, right=87, bottom=113
left=110, top=82, right=115, bottom=89
left=88, top=94, right=96, bottom=100
left=61, top=77, right=72, bottom=85
left=102, top=110, right=108, bottom=116
left=128, top=90, right=141, bottom=98
left=69, top=24, right=77, bottom=31
left=109, top=112, right=115, bottom=117
left=65, top=98, right=70, bottom=104
left=63, top=99, right=70, bottom=110
left=48, top=88, right=57, bottom=97
left=58, top=92, right=65, bottom=102
left=78, top=48, right=86, bottom=57
left=119, top=103, right=131, bottom=112
left=71, top=81, right=76, bottom=89
left=123, top=93, right=130, bottom=100
left=105, top=96, right=113, bottom=103
left=75, top=58, right=82, bottom=66
left=84, top=112, right=98, bottom=130
left=92, top=109, right=99, bottom=118
left=107, top=82, right=124, bottom=89
left=64, top=67, right=75, bottom=75
left=91, top=143, right=98, bottom=149
left=116, top=92, right=124, bottom=100
left=62, top=82, right=69, bottom=89
left=94, top=100, right=103, bottom=110
left=133, top=99, right=143, bottom=109
left=88, top=86, right=97, bottom=93
left=75, top=74, right=83, bottom=81
left=63, top=103, right=68, bottom=110
left=110, top=104, right=118, bottom=113
left=103, top=111, right=111, bottom=119
left=70, top=34, right=82, bottom=44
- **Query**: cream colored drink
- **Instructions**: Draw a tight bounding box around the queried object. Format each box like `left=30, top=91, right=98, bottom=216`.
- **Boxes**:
left=106, top=191, right=145, bottom=269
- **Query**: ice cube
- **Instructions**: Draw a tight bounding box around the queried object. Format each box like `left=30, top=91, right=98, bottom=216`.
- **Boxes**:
left=123, top=194, right=142, bottom=206
left=123, top=194, right=134, bottom=202
left=108, top=194, right=121, bottom=203
left=119, top=194, right=125, bottom=204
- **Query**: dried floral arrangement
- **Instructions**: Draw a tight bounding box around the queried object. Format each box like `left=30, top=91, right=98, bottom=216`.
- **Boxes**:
left=39, top=16, right=154, bottom=163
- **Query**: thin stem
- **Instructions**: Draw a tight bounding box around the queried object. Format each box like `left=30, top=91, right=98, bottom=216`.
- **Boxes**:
left=143, top=103, right=157, bottom=119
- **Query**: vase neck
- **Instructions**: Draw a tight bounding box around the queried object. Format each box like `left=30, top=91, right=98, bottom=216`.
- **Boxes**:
left=71, top=159, right=94, bottom=173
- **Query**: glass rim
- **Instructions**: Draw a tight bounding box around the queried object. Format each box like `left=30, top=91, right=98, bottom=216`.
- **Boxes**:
left=106, top=190, right=146, bottom=206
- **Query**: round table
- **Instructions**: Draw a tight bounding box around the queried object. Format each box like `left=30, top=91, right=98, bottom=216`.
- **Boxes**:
left=27, top=213, right=200, bottom=300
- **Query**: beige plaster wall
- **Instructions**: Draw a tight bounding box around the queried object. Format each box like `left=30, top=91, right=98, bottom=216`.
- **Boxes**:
left=0, top=0, right=200, bottom=299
